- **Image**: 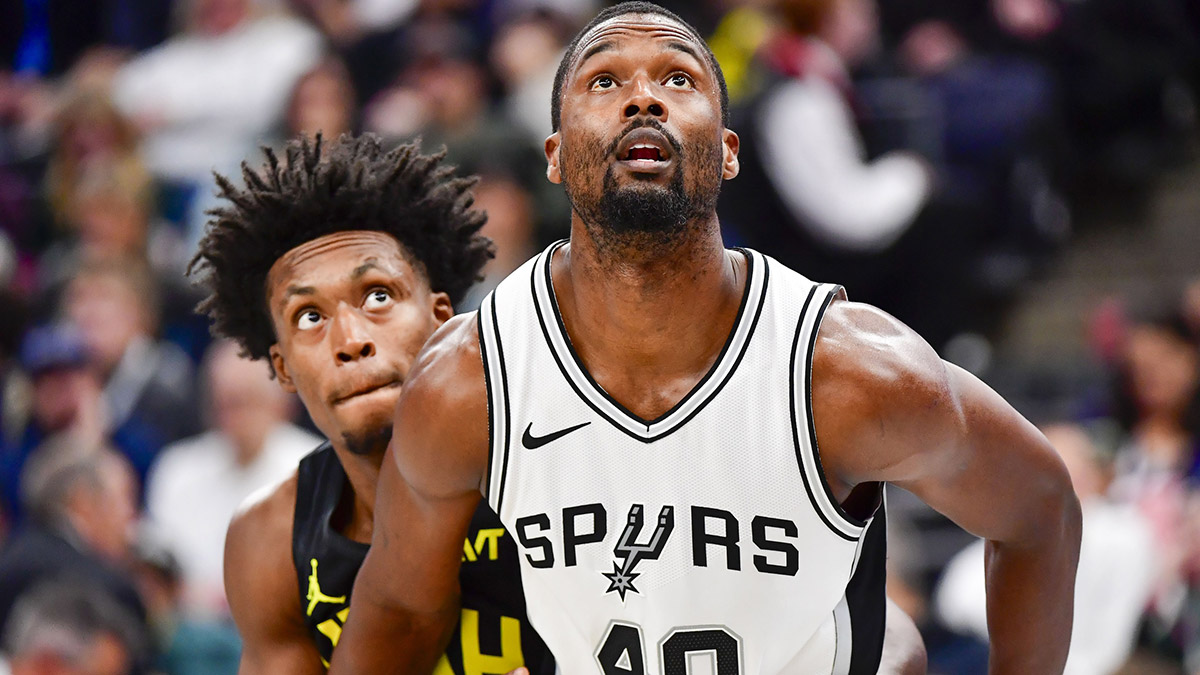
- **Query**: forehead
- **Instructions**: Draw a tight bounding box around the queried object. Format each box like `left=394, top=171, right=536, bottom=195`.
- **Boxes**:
left=571, top=13, right=707, bottom=74
left=267, top=231, right=417, bottom=296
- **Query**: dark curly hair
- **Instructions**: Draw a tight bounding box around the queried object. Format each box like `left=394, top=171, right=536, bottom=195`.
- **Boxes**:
left=550, top=1, right=729, bottom=133
left=189, top=133, right=492, bottom=363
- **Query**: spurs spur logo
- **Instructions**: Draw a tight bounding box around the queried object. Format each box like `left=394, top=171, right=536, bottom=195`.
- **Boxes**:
left=603, top=504, right=674, bottom=600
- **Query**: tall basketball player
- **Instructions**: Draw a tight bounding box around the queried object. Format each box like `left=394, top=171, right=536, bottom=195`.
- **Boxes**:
left=332, top=3, right=1082, bottom=669
left=188, top=135, right=555, bottom=674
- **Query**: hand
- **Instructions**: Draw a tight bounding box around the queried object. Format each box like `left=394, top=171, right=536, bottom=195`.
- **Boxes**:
left=505, top=669, right=529, bottom=675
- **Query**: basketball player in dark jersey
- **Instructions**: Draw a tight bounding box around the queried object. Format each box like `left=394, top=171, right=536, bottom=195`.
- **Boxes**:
left=188, top=135, right=554, bottom=674
left=328, top=3, right=1082, bottom=674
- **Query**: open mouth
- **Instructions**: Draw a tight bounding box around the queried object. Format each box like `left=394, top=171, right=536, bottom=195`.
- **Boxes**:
left=625, top=144, right=664, bottom=162
left=615, top=127, right=674, bottom=172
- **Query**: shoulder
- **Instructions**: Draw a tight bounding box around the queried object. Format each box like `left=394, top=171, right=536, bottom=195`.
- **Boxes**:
left=225, top=470, right=303, bottom=623
left=814, top=300, right=954, bottom=402
left=402, top=312, right=486, bottom=412
left=811, top=300, right=965, bottom=483
left=391, top=312, right=489, bottom=497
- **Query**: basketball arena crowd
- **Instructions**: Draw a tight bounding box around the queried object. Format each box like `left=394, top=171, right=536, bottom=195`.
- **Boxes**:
left=0, top=0, right=1198, bottom=673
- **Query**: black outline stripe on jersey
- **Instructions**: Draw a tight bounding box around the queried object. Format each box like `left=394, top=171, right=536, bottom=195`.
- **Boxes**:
left=477, top=308, right=495, bottom=503
left=805, top=287, right=870, bottom=531
left=489, top=293, right=515, bottom=515
left=531, top=241, right=769, bottom=443
left=789, top=285, right=859, bottom=542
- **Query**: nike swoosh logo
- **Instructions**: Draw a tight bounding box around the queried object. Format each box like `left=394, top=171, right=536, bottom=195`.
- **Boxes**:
left=522, top=421, right=591, bottom=449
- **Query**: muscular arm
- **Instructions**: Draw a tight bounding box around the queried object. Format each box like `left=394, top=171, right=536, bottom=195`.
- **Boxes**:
left=813, top=301, right=1081, bottom=675
left=225, top=476, right=326, bottom=675
left=329, top=315, right=490, bottom=675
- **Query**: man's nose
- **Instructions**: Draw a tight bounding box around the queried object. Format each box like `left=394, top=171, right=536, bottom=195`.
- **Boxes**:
left=622, top=76, right=667, bottom=122
left=330, top=305, right=376, bottom=363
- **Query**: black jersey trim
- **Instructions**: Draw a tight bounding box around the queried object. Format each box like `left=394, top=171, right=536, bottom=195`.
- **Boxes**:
left=477, top=307, right=496, bottom=505
left=788, top=286, right=856, bottom=542
left=531, top=241, right=768, bottom=443
left=805, top=287, right=870, bottom=531
left=489, top=292, right=514, bottom=515
left=845, top=505, right=887, bottom=675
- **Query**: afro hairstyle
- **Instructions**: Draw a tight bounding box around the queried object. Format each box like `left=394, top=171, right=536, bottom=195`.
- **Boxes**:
left=189, top=133, right=493, bottom=363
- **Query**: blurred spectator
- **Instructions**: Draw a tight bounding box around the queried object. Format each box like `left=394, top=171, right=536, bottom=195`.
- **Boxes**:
left=1102, top=307, right=1200, bottom=664
left=934, top=422, right=1157, bottom=675
left=1183, top=278, right=1200, bottom=344
left=0, top=325, right=104, bottom=521
left=41, top=93, right=151, bottom=250
left=0, top=439, right=146, bottom=649
left=62, top=258, right=200, bottom=487
left=1, top=584, right=141, bottom=675
left=287, top=0, right=418, bottom=45
left=490, top=10, right=571, bottom=143
left=144, top=341, right=317, bottom=618
left=717, top=0, right=986, bottom=348
left=460, top=172, right=538, bottom=310
left=111, top=0, right=322, bottom=242
left=281, top=58, right=358, bottom=142
left=131, top=537, right=240, bottom=675
left=367, top=20, right=569, bottom=245
left=1110, top=309, right=1200, bottom=498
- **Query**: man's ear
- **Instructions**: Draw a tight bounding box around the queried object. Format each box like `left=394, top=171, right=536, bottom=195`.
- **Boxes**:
left=269, top=344, right=297, bottom=393
left=431, top=292, right=453, bottom=328
left=722, top=128, right=740, bottom=180
left=545, top=132, right=562, bottom=184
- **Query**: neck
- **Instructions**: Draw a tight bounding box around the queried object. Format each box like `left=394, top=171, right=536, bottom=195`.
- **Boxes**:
left=329, top=442, right=383, bottom=543
left=552, top=214, right=745, bottom=418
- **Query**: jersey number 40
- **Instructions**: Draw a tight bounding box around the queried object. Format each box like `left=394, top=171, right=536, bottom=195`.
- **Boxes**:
left=597, top=622, right=740, bottom=675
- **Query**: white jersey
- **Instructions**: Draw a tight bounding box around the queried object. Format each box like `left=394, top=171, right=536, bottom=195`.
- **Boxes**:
left=478, top=242, right=886, bottom=675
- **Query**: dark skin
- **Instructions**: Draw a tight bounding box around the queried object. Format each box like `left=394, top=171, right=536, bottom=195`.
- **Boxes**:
left=332, top=13, right=1079, bottom=675
left=223, top=231, right=453, bottom=674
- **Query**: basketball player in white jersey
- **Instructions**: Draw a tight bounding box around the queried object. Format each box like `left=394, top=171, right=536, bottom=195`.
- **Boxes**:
left=330, top=3, right=1082, bottom=673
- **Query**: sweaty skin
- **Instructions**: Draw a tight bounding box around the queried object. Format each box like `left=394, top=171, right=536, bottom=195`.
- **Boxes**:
left=331, top=13, right=1079, bottom=675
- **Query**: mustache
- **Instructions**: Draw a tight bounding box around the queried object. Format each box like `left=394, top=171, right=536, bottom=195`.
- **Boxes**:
left=605, top=119, right=684, bottom=158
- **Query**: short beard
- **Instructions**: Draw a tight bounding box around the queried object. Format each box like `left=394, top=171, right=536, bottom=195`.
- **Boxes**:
left=341, top=425, right=392, bottom=457
left=562, top=120, right=723, bottom=259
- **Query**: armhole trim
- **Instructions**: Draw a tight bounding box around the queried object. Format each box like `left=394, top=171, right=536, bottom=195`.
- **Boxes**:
left=790, top=283, right=865, bottom=541
left=478, top=293, right=511, bottom=515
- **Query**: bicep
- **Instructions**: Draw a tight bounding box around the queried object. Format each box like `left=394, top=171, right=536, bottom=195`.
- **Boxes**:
left=888, top=363, right=1071, bottom=543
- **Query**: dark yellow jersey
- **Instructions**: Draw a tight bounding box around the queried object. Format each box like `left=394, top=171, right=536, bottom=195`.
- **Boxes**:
left=291, top=443, right=555, bottom=673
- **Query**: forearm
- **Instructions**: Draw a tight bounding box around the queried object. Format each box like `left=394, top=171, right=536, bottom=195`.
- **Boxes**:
left=984, top=492, right=1082, bottom=674
left=328, top=591, right=459, bottom=675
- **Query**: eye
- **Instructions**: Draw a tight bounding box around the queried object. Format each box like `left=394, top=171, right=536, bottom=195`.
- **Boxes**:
left=591, top=75, right=616, bottom=91
left=665, top=73, right=693, bottom=89
left=363, top=289, right=393, bottom=310
left=296, top=309, right=323, bottom=331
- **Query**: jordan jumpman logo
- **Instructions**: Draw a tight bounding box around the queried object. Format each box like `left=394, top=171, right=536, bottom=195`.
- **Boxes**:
left=306, top=558, right=346, bottom=616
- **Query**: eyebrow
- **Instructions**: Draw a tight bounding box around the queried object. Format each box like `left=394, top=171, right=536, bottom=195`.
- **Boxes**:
left=576, top=40, right=615, bottom=69
left=281, top=285, right=315, bottom=303
left=351, top=260, right=382, bottom=280
left=666, top=40, right=704, bottom=67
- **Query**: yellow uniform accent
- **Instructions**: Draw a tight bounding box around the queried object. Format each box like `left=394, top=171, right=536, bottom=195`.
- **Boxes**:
left=460, top=609, right=523, bottom=675
left=472, top=528, right=504, bottom=561
left=461, top=529, right=505, bottom=562
left=306, top=559, right=347, bottom=616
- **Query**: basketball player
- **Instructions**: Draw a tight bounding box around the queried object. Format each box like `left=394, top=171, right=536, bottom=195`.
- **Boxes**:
left=328, top=2, right=1082, bottom=674
left=188, top=135, right=555, bottom=674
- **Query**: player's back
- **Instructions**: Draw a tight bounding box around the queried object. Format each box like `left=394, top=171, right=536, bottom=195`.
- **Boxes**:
left=478, top=242, right=886, bottom=674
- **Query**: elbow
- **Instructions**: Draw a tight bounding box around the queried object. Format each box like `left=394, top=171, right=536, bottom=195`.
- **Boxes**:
left=1017, top=464, right=1083, bottom=558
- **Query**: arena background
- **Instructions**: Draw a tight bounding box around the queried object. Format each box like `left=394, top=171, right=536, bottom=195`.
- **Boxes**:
left=0, top=0, right=1197, bottom=673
